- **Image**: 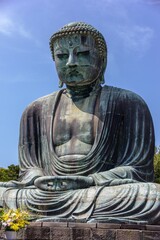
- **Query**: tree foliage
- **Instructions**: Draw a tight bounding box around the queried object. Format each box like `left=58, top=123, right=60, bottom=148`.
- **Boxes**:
left=154, top=146, right=160, bottom=184
left=0, top=164, right=19, bottom=182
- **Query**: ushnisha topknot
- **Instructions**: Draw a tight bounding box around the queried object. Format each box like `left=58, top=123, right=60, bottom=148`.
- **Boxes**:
left=49, top=22, right=107, bottom=63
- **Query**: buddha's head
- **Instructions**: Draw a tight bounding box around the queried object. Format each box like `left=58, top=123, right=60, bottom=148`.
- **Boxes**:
left=50, top=22, right=107, bottom=88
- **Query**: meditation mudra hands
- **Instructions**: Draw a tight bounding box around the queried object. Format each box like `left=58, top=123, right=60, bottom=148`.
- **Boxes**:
left=34, top=176, right=95, bottom=191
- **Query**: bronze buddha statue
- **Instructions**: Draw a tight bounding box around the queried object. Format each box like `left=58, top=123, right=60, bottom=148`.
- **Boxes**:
left=0, top=22, right=160, bottom=224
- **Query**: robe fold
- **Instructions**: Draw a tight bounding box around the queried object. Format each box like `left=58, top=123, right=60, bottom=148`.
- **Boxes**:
left=1, top=85, right=160, bottom=224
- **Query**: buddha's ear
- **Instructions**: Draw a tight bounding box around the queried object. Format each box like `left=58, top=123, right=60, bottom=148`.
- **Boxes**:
left=100, top=75, right=105, bottom=84
left=102, top=55, right=107, bottom=71
left=99, top=56, right=106, bottom=85
left=59, top=79, right=64, bottom=88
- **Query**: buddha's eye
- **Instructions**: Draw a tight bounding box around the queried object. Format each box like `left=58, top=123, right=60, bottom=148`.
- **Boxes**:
left=77, top=50, right=90, bottom=57
left=56, top=53, right=69, bottom=60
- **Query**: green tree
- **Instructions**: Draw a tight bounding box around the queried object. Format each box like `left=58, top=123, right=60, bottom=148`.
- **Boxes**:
left=0, top=164, right=19, bottom=182
left=154, top=146, right=160, bottom=183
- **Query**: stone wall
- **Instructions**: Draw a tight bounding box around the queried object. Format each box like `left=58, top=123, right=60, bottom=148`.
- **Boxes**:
left=15, top=222, right=160, bottom=240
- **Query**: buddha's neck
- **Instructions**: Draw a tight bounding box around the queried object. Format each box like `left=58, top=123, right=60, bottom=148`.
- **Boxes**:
left=65, top=81, right=101, bottom=100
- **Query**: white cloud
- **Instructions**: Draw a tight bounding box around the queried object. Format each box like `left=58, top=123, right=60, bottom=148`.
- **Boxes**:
left=116, top=25, right=154, bottom=56
left=18, top=26, right=32, bottom=39
left=0, top=15, right=14, bottom=35
left=0, top=14, right=32, bottom=39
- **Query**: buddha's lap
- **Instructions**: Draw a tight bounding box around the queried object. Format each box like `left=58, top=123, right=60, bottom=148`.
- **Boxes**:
left=1, top=182, right=159, bottom=210
left=95, top=182, right=160, bottom=207
left=19, top=182, right=160, bottom=205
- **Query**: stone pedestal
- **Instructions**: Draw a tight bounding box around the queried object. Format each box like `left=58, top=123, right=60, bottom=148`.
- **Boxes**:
left=16, top=222, right=160, bottom=240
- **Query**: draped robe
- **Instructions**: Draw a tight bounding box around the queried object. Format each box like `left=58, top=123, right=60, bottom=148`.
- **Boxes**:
left=1, top=85, right=160, bottom=224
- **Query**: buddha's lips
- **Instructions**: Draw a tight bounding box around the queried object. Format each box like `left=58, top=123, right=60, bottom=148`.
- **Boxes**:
left=66, top=69, right=80, bottom=76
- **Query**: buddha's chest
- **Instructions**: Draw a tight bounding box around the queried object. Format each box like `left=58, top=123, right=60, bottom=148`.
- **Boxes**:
left=52, top=93, right=99, bottom=146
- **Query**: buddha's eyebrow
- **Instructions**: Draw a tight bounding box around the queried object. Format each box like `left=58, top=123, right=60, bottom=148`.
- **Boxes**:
left=54, top=47, right=67, bottom=52
left=76, top=46, right=91, bottom=51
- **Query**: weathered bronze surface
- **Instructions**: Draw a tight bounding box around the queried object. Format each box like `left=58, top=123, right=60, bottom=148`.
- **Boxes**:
left=0, top=22, right=160, bottom=224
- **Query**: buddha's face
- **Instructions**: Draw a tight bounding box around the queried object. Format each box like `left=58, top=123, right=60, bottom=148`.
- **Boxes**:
left=53, top=34, right=102, bottom=86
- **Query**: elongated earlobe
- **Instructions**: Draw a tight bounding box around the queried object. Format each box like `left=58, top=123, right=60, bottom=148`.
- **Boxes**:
left=100, top=75, right=105, bottom=84
left=59, top=80, right=64, bottom=88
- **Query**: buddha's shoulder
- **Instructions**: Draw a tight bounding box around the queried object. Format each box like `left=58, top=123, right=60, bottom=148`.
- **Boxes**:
left=102, top=85, right=146, bottom=104
left=22, top=90, right=60, bottom=116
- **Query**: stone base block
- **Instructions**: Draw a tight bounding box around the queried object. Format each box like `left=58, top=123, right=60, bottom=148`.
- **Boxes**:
left=6, top=222, right=160, bottom=240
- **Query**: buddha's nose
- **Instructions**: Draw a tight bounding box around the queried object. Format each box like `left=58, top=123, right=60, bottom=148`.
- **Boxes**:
left=66, top=53, right=78, bottom=67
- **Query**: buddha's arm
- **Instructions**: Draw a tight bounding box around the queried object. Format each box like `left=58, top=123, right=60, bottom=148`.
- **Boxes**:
left=90, top=92, right=155, bottom=186
left=89, top=166, right=140, bottom=186
left=17, top=100, right=46, bottom=187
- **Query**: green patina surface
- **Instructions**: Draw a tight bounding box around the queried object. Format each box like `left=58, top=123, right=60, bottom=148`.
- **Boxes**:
left=0, top=22, right=159, bottom=224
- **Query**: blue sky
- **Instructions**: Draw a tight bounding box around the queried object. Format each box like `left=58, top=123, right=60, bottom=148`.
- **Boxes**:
left=0, top=0, right=160, bottom=167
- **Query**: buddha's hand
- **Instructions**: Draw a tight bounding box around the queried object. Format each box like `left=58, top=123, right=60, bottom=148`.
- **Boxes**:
left=34, top=176, right=94, bottom=191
